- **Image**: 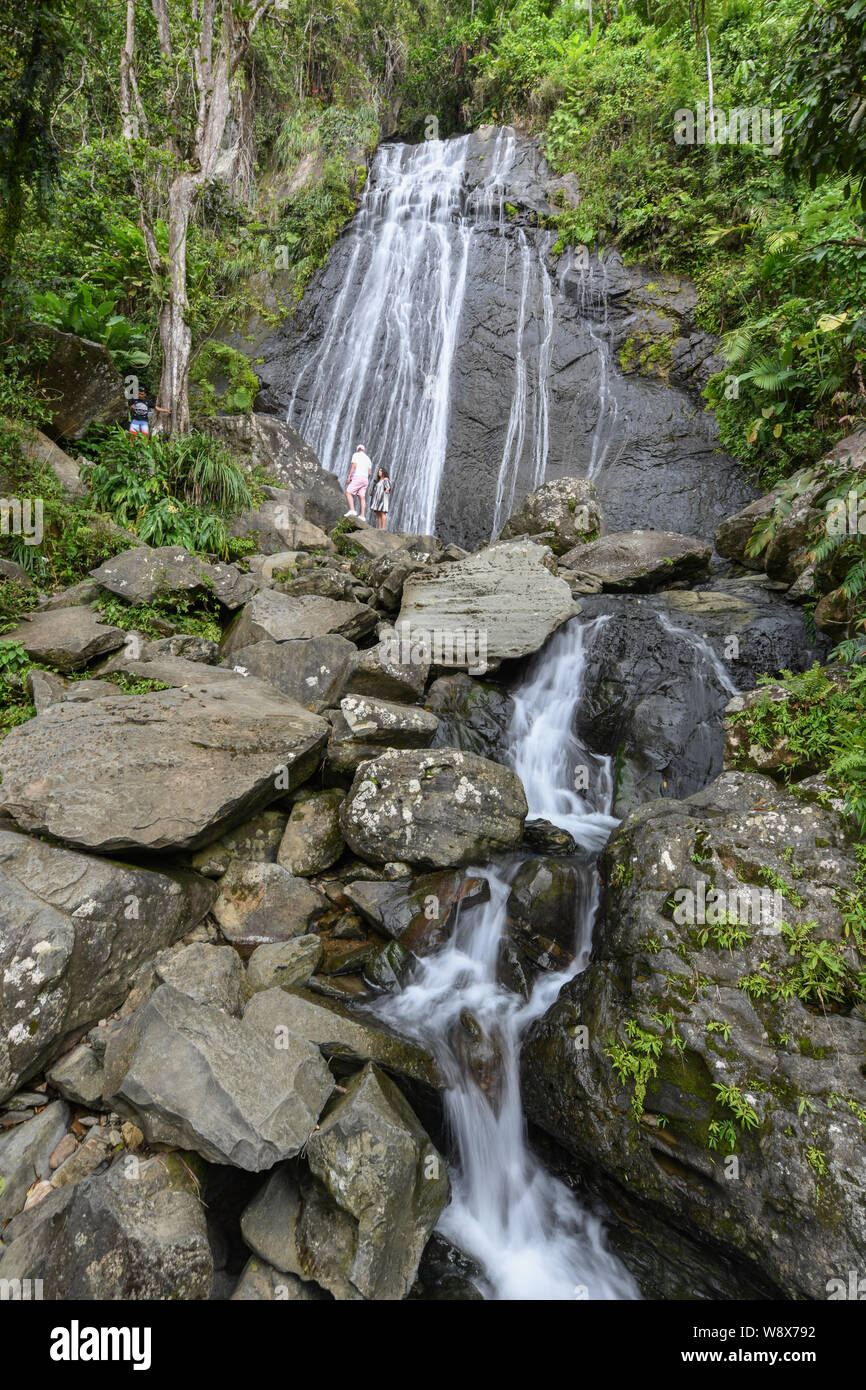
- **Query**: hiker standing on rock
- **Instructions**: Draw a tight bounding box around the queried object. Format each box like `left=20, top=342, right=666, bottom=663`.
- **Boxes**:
left=344, top=443, right=372, bottom=520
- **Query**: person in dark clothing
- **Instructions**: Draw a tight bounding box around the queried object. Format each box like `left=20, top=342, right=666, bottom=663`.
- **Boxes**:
left=128, top=388, right=169, bottom=437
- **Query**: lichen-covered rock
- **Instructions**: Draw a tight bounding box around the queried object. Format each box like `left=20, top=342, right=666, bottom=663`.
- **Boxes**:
left=521, top=771, right=866, bottom=1299
left=327, top=695, right=439, bottom=775
left=500, top=477, right=603, bottom=554
left=0, top=1153, right=213, bottom=1298
left=0, top=830, right=216, bottom=1103
left=340, top=747, right=527, bottom=867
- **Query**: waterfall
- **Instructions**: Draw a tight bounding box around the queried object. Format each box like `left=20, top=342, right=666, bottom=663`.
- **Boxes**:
left=375, top=618, right=638, bottom=1300
left=286, top=130, right=557, bottom=537
left=657, top=612, right=739, bottom=697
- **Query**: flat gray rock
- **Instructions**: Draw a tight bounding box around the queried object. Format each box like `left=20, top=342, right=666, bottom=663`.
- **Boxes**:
left=224, top=634, right=356, bottom=712
left=247, top=936, right=324, bottom=992
left=90, top=545, right=258, bottom=609
left=154, top=942, right=248, bottom=1017
left=222, top=589, right=376, bottom=655
left=0, top=679, right=328, bottom=853
left=103, top=984, right=334, bottom=1170
left=2, top=606, right=125, bottom=672
left=397, top=541, right=577, bottom=668
left=558, top=529, right=711, bottom=591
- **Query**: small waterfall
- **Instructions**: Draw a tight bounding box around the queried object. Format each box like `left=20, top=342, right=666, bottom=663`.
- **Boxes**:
left=286, top=129, right=557, bottom=537
left=657, top=612, right=739, bottom=697
left=376, top=619, right=637, bottom=1300
left=587, top=254, right=620, bottom=480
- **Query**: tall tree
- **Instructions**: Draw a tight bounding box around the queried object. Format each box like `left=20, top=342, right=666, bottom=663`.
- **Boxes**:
left=0, top=0, right=70, bottom=291
left=120, top=0, right=275, bottom=435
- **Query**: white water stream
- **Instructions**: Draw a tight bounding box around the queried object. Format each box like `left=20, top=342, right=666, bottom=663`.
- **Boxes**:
left=377, top=619, right=638, bottom=1300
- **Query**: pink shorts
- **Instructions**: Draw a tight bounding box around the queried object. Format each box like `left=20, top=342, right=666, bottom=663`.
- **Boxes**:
left=347, top=474, right=369, bottom=497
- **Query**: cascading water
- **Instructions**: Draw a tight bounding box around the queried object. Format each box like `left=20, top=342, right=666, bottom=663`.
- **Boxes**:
left=376, top=619, right=638, bottom=1300
left=657, top=611, right=739, bottom=697
left=285, top=129, right=558, bottom=536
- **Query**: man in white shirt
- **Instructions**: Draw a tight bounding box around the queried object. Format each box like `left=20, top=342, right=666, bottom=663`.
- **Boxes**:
left=345, top=444, right=372, bottom=520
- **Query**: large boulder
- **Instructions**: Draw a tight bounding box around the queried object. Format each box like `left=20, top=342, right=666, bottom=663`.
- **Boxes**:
left=558, top=530, right=711, bottom=592
left=327, top=695, right=439, bottom=774
left=243, top=986, right=441, bottom=1088
left=20, top=324, right=127, bottom=439
left=305, top=1063, right=449, bottom=1299
left=90, top=546, right=258, bottom=610
left=241, top=1063, right=449, bottom=1300
left=521, top=771, right=866, bottom=1299
left=0, top=1153, right=213, bottom=1298
left=0, top=829, right=216, bottom=1103
left=340, top=747, right=527, bottom=867
left=199, top=414, right=346, bottom=530
left=499, top=477, right=603, bottom=554
left=17, top=424, right=86, bottom=499
left=230, top=493, right=337, bottom=556
left=0, top=677, right=328, bottom=853
left=396, top=542, right=577, bottom=669
left=102, top=984, right=334, bottom=1170
left=223, top=634, right=356, bottom=712
left=1, top=606, right=126, bottom=672
left=222, top=589, right=376, bottom=654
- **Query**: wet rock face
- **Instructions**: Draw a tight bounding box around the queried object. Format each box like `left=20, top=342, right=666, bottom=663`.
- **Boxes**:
left=576, top=579, right=826, bottom=813
left=252, top=128, right=753, bottom=549
left=521, top=771, right=866, bottom=1300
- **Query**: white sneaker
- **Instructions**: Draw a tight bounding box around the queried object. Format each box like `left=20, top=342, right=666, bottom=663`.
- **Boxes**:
left=344, top=509, right=356, bottom=518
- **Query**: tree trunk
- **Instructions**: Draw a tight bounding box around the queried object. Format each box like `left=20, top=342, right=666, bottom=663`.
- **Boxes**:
left=158, top=175, right=196, bottom=436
